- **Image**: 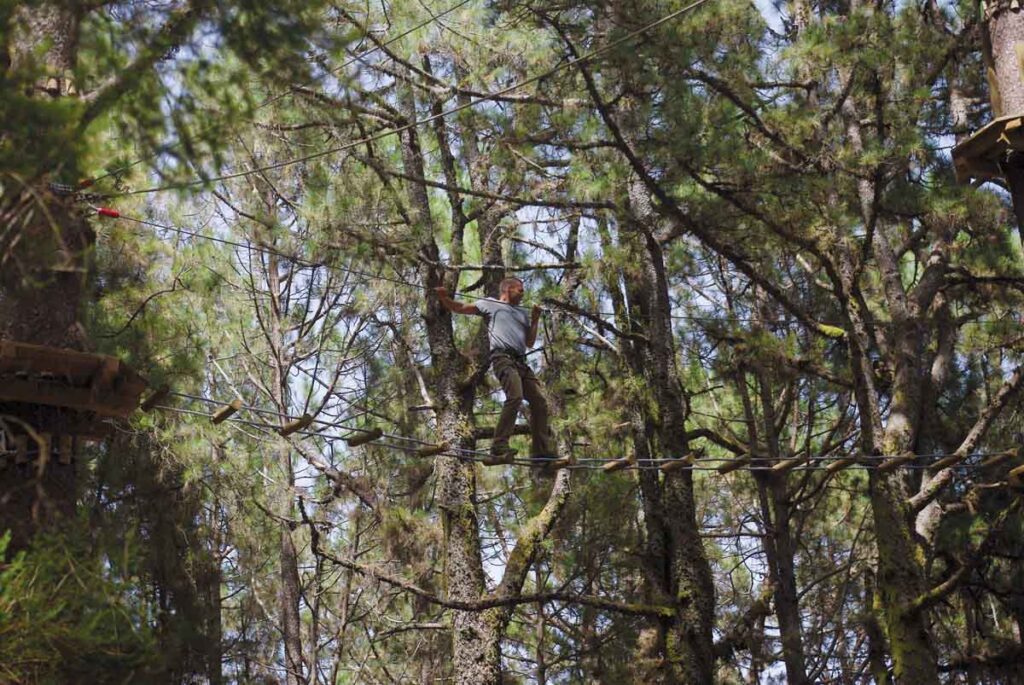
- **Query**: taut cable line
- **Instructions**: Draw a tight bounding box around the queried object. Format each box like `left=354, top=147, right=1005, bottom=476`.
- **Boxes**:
left=147, top=391, right=1022, bottom=475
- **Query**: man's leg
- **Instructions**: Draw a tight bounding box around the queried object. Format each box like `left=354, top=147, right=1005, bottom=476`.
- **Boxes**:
left=521, top=365, right=557, bottom=457
left=491, top=356, right=523, bottom=457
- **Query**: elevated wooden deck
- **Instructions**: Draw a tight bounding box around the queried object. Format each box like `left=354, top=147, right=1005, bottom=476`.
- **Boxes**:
left=0, top=340, right=145, bottom=417
left=0, top=340, right=146, bottom=462
left=952, top=114, right=1024, bottom=183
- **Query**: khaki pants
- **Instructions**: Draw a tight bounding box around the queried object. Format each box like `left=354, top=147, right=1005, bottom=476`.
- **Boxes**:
left=491, top=353, right=558, bottom=457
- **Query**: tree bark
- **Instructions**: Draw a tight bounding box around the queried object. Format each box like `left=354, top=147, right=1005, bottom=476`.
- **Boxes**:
left=0, top=3, right=89, bottom=552
left=983, top=1, right=1024, bottom=235
left=613, top=176, right=716, bottom=684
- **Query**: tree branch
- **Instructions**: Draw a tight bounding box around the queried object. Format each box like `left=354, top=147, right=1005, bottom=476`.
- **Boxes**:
left=908, top=499, right=1020, bottom=614
left=910, top=365, right=1024, bottom=513
left=306, top=527, right=674, bottom=617
left=79, top=0, right=213, bottom=127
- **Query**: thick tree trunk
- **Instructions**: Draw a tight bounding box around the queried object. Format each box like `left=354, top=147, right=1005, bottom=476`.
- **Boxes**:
left=280, top=524, right=306, bottom=685
left=984, top=2, right=1024, bottom=235
left=0, top=3, right=89, bottom=552
left=611, top=178, right=715, bottom=684
left=868, top=470, right=939, bottom=683
left=747, top=350, right=809, bottom=685
left=834, top=65, right=943, bottom=679
left=400, top=70, right=572, bottom=685
left=397, top=81, right=502, bottom=682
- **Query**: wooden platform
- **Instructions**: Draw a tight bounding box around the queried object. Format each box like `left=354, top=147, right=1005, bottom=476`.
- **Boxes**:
left=0, top=340, right=146, bottom=464
left=952, top=114, right=1024, bottom=183
left=0, top=340, right=146, bottom=417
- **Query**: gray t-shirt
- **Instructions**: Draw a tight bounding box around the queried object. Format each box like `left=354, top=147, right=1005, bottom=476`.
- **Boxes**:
left=475, top=298, right=530, bottom=354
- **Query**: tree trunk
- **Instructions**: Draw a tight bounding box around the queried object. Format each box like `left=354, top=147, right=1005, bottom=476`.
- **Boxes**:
left=613, top=177, right=715, bottom=684
left=983, top=1, right=1024, bottom=235
left=0, top=3, right=89, bottom=552
left=396, top=80, right=502, bottom=682
left=264, top=241, right=307, bottom=685
left=747, top=348, right=809, bottom=685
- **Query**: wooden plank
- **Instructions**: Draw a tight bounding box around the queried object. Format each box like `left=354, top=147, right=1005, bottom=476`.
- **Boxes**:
left=981, top=449, right=1019, bottom=469
left=929, top=452, right=967, bottom=472
left=90, top=357, right=120, bottom=392
left=37, top=432, right=51, bottom=464
left=483, top=453, right=515, bottom=466
left=772, top=455, right=811, bottom=473
left=660, top=453, right=697, bottom=474
left=953, top=115, right=1014, bottom=161
left=0, top=376, right=137, bottom=416
left=416, top=443, right=448, bottom=457
left=878, top=453, right=916, bottom=473
left=211, top=399, right=242, bottom=424
left=953, top=115, right=1024, bottom=182
left=140, top=385, right=171, bottom=412
left=602, top=457, right=633, bottom=473
left=718, top=455, right=752, bottom=475
left=825, top=456, right=861, bottom=475
left=0, top=341, right=146, bottom=403
left=1008, top=464, right=1024, bottom=490
left=345, top=427, right=383, bottom=447
left=0, top=340, right=111, bottom=380
left=278, top=413, right=314, bottom=437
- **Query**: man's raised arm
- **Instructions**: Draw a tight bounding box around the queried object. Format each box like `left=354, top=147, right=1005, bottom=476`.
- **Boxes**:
left=433, top=287, right=479, bottom=315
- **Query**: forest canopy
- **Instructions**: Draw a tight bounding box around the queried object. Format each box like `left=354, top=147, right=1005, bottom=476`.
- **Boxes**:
left=2, top=0, right=1024, bottom=683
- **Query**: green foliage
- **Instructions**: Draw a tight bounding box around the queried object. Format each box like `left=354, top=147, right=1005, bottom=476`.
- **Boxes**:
left=0, top=529, right=161, bottom=684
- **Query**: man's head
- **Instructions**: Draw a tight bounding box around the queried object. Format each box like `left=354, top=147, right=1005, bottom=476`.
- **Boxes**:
left=499, top=277, right=525, bottom=305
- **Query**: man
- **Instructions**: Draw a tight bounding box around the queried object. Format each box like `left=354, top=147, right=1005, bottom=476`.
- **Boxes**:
left=433, top=277, right=558, bottom=463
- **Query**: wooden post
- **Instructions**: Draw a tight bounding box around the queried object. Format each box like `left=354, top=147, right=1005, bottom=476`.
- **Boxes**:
left=483, top=453, right=515, bottom=466
left=278, top=413, right=314, bottom=437
left=345, top=427, right=383, bottom=447
left=416, top=443, right=448, bottom=457
left=1008, top=464, right=1024, bottom=490
left=660, top=453, right=697, bottom=474
left=58, top=434, right=74, bottom=465
left=602, top=456, right=634, bottom=472
left=14, top=435, right=28, bottom=465
left=982, top=448, right=1019, bottom=470
left=37, top=433, right=51, bottom=464
left=928, top=452, right=967, bottom=472
left=1007, top=462, right=1024, bottom=489
left=878, top=452, right=916, bottom=473
left=717, top=455, right=752, bottom=475
left=772, top=455, right=810, bottom=473
left=211, top=399, right=242, bottom=424
left=825, top=455, right=861, bottom=475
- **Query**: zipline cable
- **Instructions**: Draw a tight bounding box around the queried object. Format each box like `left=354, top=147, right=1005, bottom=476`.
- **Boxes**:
left=106, top=0, right=717, bottom=197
